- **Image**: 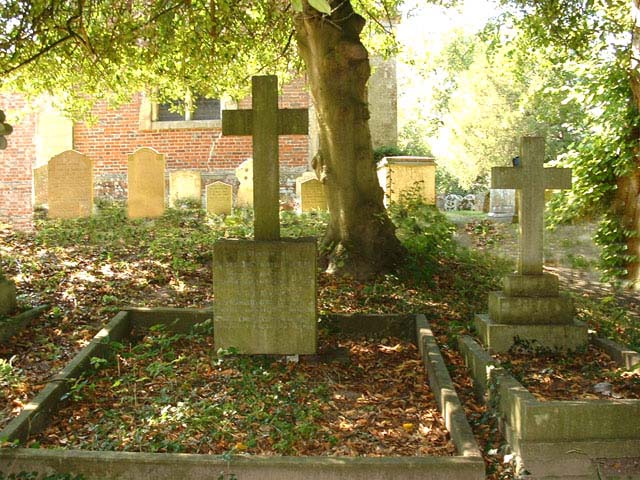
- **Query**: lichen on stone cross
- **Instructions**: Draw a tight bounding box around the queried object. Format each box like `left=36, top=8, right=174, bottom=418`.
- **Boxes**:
left=0, top=109, right=13, bottom=151
left=491, top=136, right=572, bottom=275
left=221, top=76, right=308, bottom=240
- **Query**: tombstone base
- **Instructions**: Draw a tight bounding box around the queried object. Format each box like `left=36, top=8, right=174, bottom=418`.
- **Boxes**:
left=213, top=239, right=317, bottom=355
left=488, top=291, right=575, bottom=325
left=474, top=313, right=588, bottom=353
left=0, top=279, right=17, bottom=316
left=502, top=273, right=559, bottom=297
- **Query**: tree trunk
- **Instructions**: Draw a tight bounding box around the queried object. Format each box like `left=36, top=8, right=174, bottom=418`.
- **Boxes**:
left=293, top=0, right=405, bottom=279
left=616, top=0, right=640, bottom=287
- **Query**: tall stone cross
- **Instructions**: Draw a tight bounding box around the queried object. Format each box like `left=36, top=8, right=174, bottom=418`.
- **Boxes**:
left=492, top=136, right=572, bottom=275
left=222, top=75, right=308, bottom=240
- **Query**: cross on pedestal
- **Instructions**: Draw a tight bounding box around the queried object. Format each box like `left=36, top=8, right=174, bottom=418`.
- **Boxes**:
left=222, top=76, right=308, bottom=240
left=492, top=136, right=572, bottom=275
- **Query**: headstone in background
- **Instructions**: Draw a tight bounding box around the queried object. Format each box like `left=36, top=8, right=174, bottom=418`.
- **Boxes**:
left=206, top=181, right=233, bottom=216
left=444, top=194, right=462, bottom=211
left=235, top=158, right=253, bottom=208
left=127, top=147, right=165, bottom=219
left=33, top=165, right=48, bottom=207
left=296, top=172, right=327, bottom=212
left=377, top=156, right=436, bottom=206
left=169, top=170, right=202, bottom=207
left=460, top=194, right=476, bottom=210
left=216, top=75, right=315, bottom=355
left=476, top=136, right=585, bottom=353
left=436, top=193, right=446, bottom=210
left=488, top=189, right=516, bottom=222
left=48, top=150, right=93, bottom=219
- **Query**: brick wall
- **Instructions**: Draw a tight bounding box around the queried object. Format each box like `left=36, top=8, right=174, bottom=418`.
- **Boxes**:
left=0, top=94, right=36, bottom=230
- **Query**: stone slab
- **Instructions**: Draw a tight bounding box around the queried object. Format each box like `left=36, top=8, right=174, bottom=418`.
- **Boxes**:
left=47, top=150, right=93, bottom=219
left=416, top=315, right=483, bottom=460
left=377, top=156, right=436, bottom=205
left=474, top=313, right=588, bottom=353
left=591, top=336, right=640, bottom=371
left=503, top=273, right=559, bottom=297
left=213, top=239, right=317, bottom=354
left=296, top=176, right=327, bottom=212
left=206, top=181, right=233, bottom=215
left=169, top=170, right=202, bottom=207
left=127, top=147, right=165, bottom=218
left=488, top=291, right=575, bottom=325
left=0, top=449, right=485, bottom=480
left=235, top=158, right=253, bottom=208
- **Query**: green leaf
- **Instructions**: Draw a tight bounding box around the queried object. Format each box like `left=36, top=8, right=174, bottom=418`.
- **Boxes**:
left=308, top=0, right=332, bottom=14
left=291, top=0, right=303, bottom=12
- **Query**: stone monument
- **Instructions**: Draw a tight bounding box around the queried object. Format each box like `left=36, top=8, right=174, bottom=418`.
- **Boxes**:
left=127, top=147, right=165, bottom=219
left=235, top=158, right=253, bottom=208
left=377, top=156, right=436, bottom=206
left=48, top=150, right=93, bottom=219
left=296, top=172, right=327, bottom=212
left=169, top=170, right=202, bottom=207
left=488, top=189, right=516, bottom=222
left=214, top=75, right=316, bottom=355
left=475, top=136, right=587, bottom=352
left=206, top=181, right=233, bottom=216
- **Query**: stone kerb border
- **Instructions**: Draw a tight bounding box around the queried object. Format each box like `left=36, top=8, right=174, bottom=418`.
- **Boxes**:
left=458, top=335, right=640, bottom=478
left=1, top=309, right=485, bottom=480
left=0, top=305, right=49, bottom=344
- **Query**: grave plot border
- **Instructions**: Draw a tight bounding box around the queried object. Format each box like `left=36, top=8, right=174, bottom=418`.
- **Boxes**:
left=458, top=335, right=640, bottom=479
left=0, top=309, right=485, bottom=480
left=0, top=305, right=49, bottom=344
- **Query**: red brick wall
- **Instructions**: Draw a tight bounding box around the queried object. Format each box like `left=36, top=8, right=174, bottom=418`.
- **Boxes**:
left=0, top=94, right=35, bottom=230
left=74, top=76, right=310, bottom=175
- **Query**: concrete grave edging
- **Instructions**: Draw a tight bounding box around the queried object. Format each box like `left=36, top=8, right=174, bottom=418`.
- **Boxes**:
left=1, top=309, right=485, bottom=480
left=0, top=304, right=49, bottom=344
left=458, top=335, right=640, bottom=479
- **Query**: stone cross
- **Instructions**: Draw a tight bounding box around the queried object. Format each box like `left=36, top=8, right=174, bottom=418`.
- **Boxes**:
left=492, top=136, right=572, bottom=275
left=222, top=75, right=308, bottom=240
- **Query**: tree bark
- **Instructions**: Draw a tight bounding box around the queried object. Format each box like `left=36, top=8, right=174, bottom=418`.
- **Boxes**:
left=293, top=0, right=405, bottom=279
left=615, top=0, right=640, bottom=287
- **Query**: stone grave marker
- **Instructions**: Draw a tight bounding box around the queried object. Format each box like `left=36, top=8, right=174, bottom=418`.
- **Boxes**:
left=214, top=75, right=316, bottom=355
left=296, top=172, right=327, bottom=212
left=235, top=158, right=253, bottom=208
left=33, top=165, right=48, bottom=207
left=488, top=189, right=516, bottom=222
left=127, top=147, right=165, bottom=219
left=48, top=150, right=93, bottom=219
left=0, top=110, right=17, bottom=314
left=206, top=181, right=233, bottom=215
left=169, top=170, right=202, bottom=207
left=377, top=156, right=436, bottom=206
left=475, top=136, right=587, bottom=352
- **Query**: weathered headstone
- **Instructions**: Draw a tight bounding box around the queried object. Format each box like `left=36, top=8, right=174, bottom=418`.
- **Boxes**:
left=206, top=181, right=233, bottom=215
left=296, top=172, right=327, bottom=212
left=235, top=158, right=253, bottom=208
left=475, top=137, right=587, bottom=352
left=214, top=75, right=315, bottom=355
left=127, top=147, right=165, bottom=219
left=169, top=170, right=202, bottom=207
left=0, top=109, right=17, bottom=315
left=488, top=189, right=516, bottom=222
left=48, top=150, right=93, bottom=219
left=377, top=156, right=436, bottom=205
left=33, top=165, right=48, bottom=207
